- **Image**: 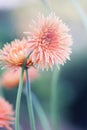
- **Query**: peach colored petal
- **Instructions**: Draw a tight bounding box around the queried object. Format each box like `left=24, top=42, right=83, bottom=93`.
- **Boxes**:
left=0, top=38, right=33, bottom=69
left=0, top=97, right=14, bottom=130
left=25, top=12, right=73, bottom=70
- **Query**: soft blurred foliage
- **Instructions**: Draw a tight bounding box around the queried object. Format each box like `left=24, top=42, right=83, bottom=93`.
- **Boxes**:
left=0, top=0, right=87, bottom=130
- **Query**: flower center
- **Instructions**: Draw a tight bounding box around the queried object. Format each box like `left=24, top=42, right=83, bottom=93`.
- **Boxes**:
left=40, top=34, right=51, bottom=46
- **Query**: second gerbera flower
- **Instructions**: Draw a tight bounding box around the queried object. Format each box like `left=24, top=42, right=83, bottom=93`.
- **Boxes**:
left=25, top=13, right=73, bottom=70
left=0, top=97, right=14, bottom=130
left=0, top=38, right=33, bottom=69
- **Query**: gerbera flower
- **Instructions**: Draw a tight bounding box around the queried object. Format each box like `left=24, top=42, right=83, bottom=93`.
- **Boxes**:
left=0, top=38, right=33, bottom=69
left=0, top=97, right=14, bottom=130
left=1, top=67, right=39, bottom=89
left=25, top=13, right=72, bottom=70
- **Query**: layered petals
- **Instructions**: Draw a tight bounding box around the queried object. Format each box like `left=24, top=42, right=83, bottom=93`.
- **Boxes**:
left=25, top=13, right=72, bottom=70
left=0, top=97, right=14, bottom=130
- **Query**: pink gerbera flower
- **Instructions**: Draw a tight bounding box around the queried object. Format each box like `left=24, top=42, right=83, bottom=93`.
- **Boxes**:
left=0, top=38, right=33, bottom=69
left=25, top=13, right=72, bottom=70
left=0, top=97, right=14, bottom=130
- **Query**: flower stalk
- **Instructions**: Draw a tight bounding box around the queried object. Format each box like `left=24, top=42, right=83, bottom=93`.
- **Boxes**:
left=0, top=87, right=4, bottom=97
left=25, top=68, right=36, bottom=130
left=32, top=92, right=51, bottom=130
left=15, top=67, right=25, bottom=130
left=51, top=67, right=60, bottom=130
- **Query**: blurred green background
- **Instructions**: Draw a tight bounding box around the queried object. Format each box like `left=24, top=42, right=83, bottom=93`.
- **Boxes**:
left=0, top=0, right=87, bottom=130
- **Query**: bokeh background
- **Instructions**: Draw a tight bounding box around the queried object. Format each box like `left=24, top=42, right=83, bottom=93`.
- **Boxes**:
left=0, top=0, right=87, bottom=130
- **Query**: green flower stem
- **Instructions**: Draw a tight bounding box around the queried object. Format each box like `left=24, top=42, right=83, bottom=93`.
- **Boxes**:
left=15, top=67, right=25, bottom=130
left=51, top=67, right=60, bottom=130
left=0, top=80, right=4, bottom=97
left=72, top=0, right=87, bottom=31
left=32, top=92, right=51, bottom=130
left=25, top=68, right=36, bottom=130
left=0, top=87, right=4, bottom=97
left=40, top=0, right=51, bottom=13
